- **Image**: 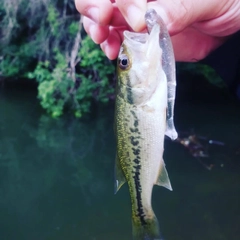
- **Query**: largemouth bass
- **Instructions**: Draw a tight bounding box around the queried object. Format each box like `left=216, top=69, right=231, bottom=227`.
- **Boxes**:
left=114, top=9, right=177, bottom=240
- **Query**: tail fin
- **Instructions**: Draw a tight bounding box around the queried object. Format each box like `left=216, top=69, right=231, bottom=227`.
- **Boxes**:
left=132, top=214, right=163, bottom=240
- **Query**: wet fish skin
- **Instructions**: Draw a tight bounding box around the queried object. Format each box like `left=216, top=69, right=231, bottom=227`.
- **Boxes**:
left=114, top=9, right=175, bottom=240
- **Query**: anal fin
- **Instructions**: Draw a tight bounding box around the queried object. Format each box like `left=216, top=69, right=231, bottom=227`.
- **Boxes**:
left=155, top=161, right=172, bottom=191
left=114, top=155, right=126, bottom=194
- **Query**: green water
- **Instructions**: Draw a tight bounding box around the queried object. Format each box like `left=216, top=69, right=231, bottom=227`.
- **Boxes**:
left=0, top=86, right=240, bottom=240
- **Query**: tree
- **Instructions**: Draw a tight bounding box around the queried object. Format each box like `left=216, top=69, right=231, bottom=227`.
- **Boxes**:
left=0, top=0, right=115, bottom=117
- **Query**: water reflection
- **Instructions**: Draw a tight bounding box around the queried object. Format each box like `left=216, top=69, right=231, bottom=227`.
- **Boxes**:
left=0, top=87, right=240, bottom=240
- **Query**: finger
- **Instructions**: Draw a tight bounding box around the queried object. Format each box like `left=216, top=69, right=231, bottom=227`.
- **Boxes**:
left=109, top=5, right=131, bottom=29
left=147, top=0, right=194, bottom=35
left=75, top=0, right=113, bottom=25
left=171, top=27, right=226, bottom=62
left=193, top=1, right=240, bottom=37
left=100, top=27, right=125, bottom=60
left=83, top=17, right=109, bottom=44
left=148, top=0, right=237, bottom=36
left=115, top=0, right=148, bottom=31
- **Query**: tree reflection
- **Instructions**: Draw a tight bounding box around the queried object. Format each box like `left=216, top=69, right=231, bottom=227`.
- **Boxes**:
left=0, top=107, right=115, bottom=239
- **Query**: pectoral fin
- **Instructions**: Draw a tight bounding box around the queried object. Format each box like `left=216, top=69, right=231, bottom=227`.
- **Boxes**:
left=114, top=155, right=126, bottom=194
left=155, top=161, right=172, bottom=191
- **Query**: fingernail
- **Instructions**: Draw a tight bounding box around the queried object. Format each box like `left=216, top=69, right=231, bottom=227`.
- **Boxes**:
left=104, top=45, right=111, bottom=59
left=127, top=5, right=145, bottom=31
left=88, top=24, right=98, bottom=43
left=100, top=42, right=108, bottom=57
left=87, top=7, right=99, bottom=23
left=101, top=42, right=115, bottom=60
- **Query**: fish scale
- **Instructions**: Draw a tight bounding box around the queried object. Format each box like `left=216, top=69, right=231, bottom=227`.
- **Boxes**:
left=115, top=78, right=168, bottom=236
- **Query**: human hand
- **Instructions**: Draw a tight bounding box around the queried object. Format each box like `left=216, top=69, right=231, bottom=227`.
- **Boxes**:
left=75, top=0, right=240, bottom=62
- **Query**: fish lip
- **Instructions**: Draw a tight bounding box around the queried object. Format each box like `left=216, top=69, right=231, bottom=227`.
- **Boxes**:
left=123, top=31, right=149, bottom=46
left=123, top=24, right=160, bottom=51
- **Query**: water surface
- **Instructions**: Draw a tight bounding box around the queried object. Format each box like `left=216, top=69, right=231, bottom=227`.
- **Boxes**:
left=0, top=85, right=240, bottom=240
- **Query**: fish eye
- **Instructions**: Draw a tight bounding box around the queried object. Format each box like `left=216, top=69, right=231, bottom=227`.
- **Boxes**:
left=118, top=54, right=130, bottom=70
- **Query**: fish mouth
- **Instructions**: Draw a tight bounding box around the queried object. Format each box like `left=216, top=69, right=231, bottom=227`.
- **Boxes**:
left=123, top=31, right=149, bottom=45
left=123, top=24, right=160, bottom=54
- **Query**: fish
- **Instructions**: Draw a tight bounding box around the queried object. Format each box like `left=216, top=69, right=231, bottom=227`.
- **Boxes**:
left=114, top=9, right=177, bottom=240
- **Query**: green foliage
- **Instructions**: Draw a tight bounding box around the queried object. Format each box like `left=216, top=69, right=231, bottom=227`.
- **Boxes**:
left=177, top=63, right=226, bottom=88
left=68, top=22, right=79, bottom=37
left=1, top=0, right=115, bottom=118
left=28, top=49, right=71, bottom=118
left=29, top=38, right=114, bottom=118
left=47, top=4, right=60, bottom=37
left=79, top=36, right=115, bottom=104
